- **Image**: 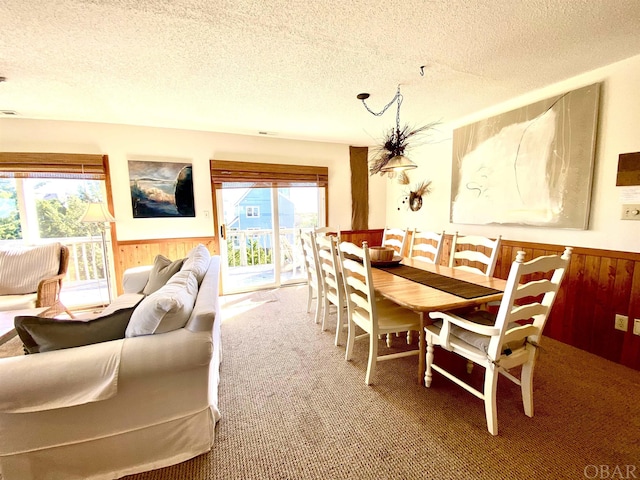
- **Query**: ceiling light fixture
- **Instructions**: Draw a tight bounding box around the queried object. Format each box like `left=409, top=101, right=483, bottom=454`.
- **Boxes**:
left=357, top=84, right=436, bottom=177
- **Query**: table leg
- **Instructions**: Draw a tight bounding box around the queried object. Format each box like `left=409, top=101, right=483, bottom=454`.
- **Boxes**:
left=418, top=312, right=425, bottom=385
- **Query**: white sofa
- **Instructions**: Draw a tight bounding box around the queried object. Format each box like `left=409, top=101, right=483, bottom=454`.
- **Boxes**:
left=0, top=250, right=222, bottom=480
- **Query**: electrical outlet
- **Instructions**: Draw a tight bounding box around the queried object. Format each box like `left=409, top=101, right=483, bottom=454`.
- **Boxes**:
left=634, top=319, right=640, bottom=336
left=615, top=314, right=629, bottom=331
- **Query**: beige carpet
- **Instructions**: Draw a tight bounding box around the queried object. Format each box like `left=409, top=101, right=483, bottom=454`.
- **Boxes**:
left=2, top=285, right=639, bottom=479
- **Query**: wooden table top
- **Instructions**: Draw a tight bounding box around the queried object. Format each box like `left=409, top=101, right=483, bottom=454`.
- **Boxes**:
left=371, top=258, right=508, bottom=312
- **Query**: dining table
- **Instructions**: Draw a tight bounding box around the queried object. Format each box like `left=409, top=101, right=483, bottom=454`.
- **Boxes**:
left=370, top=257, right=508, bottom=385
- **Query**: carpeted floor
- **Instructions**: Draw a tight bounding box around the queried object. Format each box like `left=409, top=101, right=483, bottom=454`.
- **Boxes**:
left=3, top=285, right=639, bottom=479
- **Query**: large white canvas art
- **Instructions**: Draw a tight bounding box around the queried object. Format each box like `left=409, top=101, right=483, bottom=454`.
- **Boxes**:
left=451, top=83, right=600, bottom=229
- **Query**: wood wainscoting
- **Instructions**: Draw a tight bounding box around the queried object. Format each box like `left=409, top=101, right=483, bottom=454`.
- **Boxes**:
left=340, top=229, right=640, bottom=371
left=114, top=237, right=217, bottom=295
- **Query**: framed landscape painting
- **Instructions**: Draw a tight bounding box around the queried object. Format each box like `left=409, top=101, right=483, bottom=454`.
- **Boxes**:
left=450, top=83, right=601, bottom=229
left=128, top=159, right=195, bottom=218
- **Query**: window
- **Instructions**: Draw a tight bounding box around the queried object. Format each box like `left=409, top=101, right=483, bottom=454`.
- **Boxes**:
left=246, top=206, right=260, bottom=218
left=0, top=178, right=104, bottom=242
left=0, top=153, right=112, bottom=309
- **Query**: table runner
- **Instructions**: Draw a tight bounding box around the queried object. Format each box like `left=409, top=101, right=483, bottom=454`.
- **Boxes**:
left=376, top=265, right=502, bottom=299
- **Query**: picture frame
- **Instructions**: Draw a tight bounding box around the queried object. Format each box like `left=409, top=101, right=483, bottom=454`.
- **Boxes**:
left=128, top=159, right=195, bottom=218
left=450, top=82, right=601, bottom=229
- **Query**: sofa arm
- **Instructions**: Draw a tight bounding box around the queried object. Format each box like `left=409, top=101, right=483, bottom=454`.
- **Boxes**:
left=122, top=265, right=153, bottom=294
left=0, top=329, right=212, bottom=414
left=0, top=339, right=124, bottom=413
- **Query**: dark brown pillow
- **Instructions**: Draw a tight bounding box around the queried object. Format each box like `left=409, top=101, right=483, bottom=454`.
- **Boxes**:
left=142, top=255, right=185, bottom=295
left=15, top=306, right=137, bottom=354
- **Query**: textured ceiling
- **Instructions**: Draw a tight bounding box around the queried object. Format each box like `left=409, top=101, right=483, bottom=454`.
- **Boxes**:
left=2, top=0, right=640, bottom=145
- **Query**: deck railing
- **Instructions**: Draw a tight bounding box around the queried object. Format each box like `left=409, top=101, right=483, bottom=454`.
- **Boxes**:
left=225, top=228, right=301, bottom=269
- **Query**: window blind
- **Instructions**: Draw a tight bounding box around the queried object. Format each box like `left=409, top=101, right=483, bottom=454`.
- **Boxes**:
left=0, top=153, right=107, bottom=179
left=210, top=160, right=328, bottom=188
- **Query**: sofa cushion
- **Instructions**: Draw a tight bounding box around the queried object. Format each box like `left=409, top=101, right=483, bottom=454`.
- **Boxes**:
left=181, top=244, right=210, bottom=284
left=0, top=293, right=38, bottom=311
left=125, top=270, right=198, bottom=337
left=15, top=305, right=139, bottom=354
left=0, top=243, right=61, bottom=295
left=142, top=255, right=185, bottom=295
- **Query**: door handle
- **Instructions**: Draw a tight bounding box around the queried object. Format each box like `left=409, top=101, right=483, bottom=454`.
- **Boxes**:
left=220, top=224, right=226, bottom=240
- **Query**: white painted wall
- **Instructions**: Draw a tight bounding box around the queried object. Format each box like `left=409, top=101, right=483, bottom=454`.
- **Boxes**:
left=385, top=54, right=640, bottom=253
left=0, top=120, right=387, bottom=241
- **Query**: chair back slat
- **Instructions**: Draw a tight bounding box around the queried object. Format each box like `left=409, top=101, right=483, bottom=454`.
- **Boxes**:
left=300, top=231, right=320, bottom=285
left=338, top=241, right=376, bottom=329
left=489, top=247, right=572, bottom=356
left=409, top=230, right=444, bottom=264
left=381, top=227, right=409, bottom=256
left=449, top=232, right=501, bottom=277
left=316, top=234, right=343, bottom=304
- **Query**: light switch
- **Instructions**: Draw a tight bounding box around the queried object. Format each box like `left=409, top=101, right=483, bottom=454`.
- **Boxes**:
left=621, top=204, right=640, bottom=220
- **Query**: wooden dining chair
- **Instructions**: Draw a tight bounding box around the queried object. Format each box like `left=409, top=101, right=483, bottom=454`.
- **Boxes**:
left=409, top=230, right=445, bottom=265
left=449, top=232, right=502, bottom=277
left=315, top=234, right=347, bottom=345
left=425, top=247, right=572, bottom=435
left=381, top=227, right=409, bottom=257
left=338, top=240, right=420, bottom=385
left=300, top=230, right=323, bottom=325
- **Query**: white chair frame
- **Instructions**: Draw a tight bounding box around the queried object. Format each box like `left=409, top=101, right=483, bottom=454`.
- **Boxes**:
left=300, top=230, right=323, bottom=325
left=338, top=240, right=420, bottom=385
left=426, top=247, right=572, bottom=435
left=316, top=234, right=347, bottom=345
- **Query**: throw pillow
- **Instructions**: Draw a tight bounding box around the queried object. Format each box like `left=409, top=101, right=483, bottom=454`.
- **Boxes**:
left=15, top=305, right=139, bottom=354
left=142, top=254, right=185, bottom=295
left=181, top=244, right=210, bottom=284
left=125, top=270, right=198, bottom=337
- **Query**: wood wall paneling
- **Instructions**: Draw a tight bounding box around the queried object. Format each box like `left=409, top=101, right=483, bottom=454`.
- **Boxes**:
left=113, top=237, right=216, bottom=294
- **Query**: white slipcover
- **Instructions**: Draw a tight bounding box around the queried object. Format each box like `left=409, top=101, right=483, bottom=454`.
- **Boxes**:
left=0, top=255, right=222, bottom=480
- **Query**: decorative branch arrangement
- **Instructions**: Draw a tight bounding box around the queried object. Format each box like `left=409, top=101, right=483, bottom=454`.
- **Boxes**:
left=369, top=122, right=440, bottom=176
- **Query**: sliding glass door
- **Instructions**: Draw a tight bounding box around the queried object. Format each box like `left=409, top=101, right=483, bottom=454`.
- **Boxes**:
left=216, top=184, right=325, bottom=294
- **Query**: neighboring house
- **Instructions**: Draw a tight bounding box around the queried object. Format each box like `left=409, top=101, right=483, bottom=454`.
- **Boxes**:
left=227, top=188, right=295, bottom=249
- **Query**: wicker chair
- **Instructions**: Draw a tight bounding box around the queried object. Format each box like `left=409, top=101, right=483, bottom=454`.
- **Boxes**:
left=35, top=245, right=74, bottom=318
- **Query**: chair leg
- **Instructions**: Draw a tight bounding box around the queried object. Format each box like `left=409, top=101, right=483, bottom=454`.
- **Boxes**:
left=386, top=333, right=392, bottom=348
left=321, top=296, right=330, bottom=332
left=313, top=288, right=322, bottom=325
left=484, top=365, right=499, bottom=435
left=345, top=319, right=355, bottom=361
left=334, top=305, right=345, bottom=346
left=306, top=284, right=312, bottom=313
left=521, top=359, right=536, bottom=418
left=425, top=340, right=435, bottom=387
left=365, top=331, right=378, bottom=385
